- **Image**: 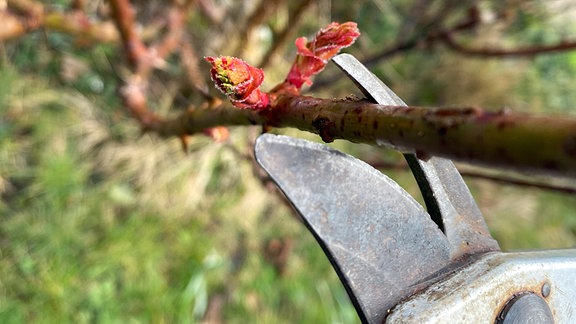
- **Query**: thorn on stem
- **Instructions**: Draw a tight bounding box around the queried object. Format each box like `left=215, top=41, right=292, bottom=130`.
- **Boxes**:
left=179, top=135, right=190, bottom=153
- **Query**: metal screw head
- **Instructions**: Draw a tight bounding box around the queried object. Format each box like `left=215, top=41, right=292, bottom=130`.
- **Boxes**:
left=497, top=292, right=554, bottom=324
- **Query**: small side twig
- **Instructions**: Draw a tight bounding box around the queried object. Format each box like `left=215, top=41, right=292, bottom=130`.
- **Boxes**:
left=258, top=0, right=314, bottom=69
left=153, top=4, right=186, bottom=59
left=459, top=170, right=576, bottom=194
left=441, top=32, right=576, bottom=58
left=368, top=159, right=576, bottom=194
left=234, top=0, right=285, bottom=58
left=109, top=0, right=190, bottom=129
left=350, top=4, right=478, bottom=67
left=181, top=38, right=212, bottom=99
left=108, top=0, right=149, bottom=74
left=1, top=1, right=118, bottom=42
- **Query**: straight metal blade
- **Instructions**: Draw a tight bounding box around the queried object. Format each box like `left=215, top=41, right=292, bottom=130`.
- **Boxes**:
left=331, top=53, right=499, bottom=258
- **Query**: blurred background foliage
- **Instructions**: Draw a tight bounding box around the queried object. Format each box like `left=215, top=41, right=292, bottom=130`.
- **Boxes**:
left=1, top=0, right=576, bottom=322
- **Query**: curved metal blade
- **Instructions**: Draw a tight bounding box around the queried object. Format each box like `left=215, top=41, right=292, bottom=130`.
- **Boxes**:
left=255, top=134, right=451, bottom=324
left=332, top=53, right=499, bottom=258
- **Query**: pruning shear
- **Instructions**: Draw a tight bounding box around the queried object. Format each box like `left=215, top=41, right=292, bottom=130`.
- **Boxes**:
left=254, top=54, right=576, bottom=323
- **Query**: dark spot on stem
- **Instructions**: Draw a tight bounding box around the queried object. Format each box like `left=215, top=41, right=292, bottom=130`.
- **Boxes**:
left=438, top=126, right=448, bottom=136
left=416, top=150, right=431, bottom=161
left=564, top=136, right=576, bottom=158
left=373, top=120, right=378, bottom=130
left=358, top=116, right=363, bottom=123
left=496, top=148, right=509, bottom=160
left=312, top=116, right=336, bottom=143
left=543, top=160, right=559, bottom=170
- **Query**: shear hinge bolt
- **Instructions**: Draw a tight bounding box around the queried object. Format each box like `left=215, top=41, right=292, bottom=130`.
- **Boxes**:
left=496, top=292, right=554, bottom=324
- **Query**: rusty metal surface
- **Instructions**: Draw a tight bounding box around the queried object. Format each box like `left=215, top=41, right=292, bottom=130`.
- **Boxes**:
left=255, top=134, right=452, bottom=324
left=386, top=249, right=576, bottom=323
left=332, top=53, right=499, bottom=258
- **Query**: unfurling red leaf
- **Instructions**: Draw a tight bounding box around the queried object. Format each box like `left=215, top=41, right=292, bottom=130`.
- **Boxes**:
left=287, top=22, right=360, bottom=88
left=205, top=23, right=360, bottom=108
left=205, top=56, right=269, bottom=110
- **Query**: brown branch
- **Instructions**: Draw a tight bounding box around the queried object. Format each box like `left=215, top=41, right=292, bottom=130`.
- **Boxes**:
left=234, top=0, right=286, bottom=58
left=359, top=4, right=576, bottom=64
left=154, top=1, right=194, bottom=59
left=441, top=32, right=576, bottom=58
left=362, top=5, right=481, bottom=68
left=459, top=170, right=576, bottom=194
left=268, top=96, right=576, bottom=180
left=118, top=81, right=161, bottom=126
left=1, top=2, right=118, bottom=43
left=367, top=159, right=576, bottom=194
left=108, top=0, right=191, bottom=130
left=8, top=0, right=575, bottom=186
left=153, top=4, right=187, bottom=60
left=196, top=0, right=225, bottom=25
left=108, top=0, right=167, bottom=127
left=258, top=0, right=314, bottom=70
left=143, top=94, right=576, bottom=179
left=108, top=0, right=149, bottom=73
left=181, top=38, right=212, bottom=99
left=311, top=9, right=481, bottom=90
left=44, top=11, right=119, bottom=44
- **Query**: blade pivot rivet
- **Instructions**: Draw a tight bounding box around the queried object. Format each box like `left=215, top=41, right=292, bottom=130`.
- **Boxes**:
left=497, top=292, right=553, bottom=324
left=541, top=282, right=551, bottom=298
